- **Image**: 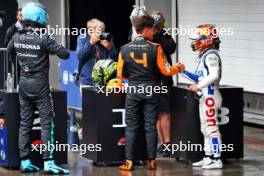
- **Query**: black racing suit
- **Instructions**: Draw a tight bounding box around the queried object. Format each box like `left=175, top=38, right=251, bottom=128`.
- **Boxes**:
left=117, top=36, right=180, bottom=160
left=153, top=29, right=176, bottom=113
left=153, top=29, right=176, bottom=86
left=7, top=28, right=69, bottom=160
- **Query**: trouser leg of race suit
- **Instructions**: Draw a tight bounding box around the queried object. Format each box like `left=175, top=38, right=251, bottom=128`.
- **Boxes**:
left=35, top=89, right=55, bottom=160
left=199, top=101, right=212, bottom=156
left=200, top=95, right=222, bottom=158
left=125, top=93, right=141, bottom=160
left=143, top=94, right=158, bottom=160
left=19, top=93, right=35, bottom=159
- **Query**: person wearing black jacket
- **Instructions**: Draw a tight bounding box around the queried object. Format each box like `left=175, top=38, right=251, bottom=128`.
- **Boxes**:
left=7, top=3, right=69, bottom=174
left=4, top=8, right=22, bottom=47
left=151, top=11, right=176, bottom=157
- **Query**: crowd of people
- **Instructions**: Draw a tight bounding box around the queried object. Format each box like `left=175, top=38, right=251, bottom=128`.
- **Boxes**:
left=3, top=2, right=223, bottom=174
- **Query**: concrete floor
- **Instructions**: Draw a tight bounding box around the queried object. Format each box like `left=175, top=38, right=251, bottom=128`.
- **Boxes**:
left=0, top=125, right=263, bottom=176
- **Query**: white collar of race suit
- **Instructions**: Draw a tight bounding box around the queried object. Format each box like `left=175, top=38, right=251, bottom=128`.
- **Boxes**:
left=198, top=48, right=219, bottom=58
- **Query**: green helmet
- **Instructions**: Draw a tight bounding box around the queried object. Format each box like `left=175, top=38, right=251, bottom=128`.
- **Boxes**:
left=91, top=59, right=117, bottom=86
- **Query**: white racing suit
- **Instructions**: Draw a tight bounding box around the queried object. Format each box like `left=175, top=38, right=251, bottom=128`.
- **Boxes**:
left=183, top=49, right=222, bottom=158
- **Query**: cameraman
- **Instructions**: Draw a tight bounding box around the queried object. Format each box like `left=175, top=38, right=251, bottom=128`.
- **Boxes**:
left=76, top=18, right=118, bottom=91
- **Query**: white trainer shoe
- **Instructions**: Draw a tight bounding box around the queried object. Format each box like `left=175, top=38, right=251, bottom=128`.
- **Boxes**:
left=192, top=157, right=212, bottom=167
left=202, top=159, right=223, bottom=169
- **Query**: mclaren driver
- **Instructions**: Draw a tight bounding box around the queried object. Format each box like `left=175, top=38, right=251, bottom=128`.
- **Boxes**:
left=117, top=15, right=185, bottom=171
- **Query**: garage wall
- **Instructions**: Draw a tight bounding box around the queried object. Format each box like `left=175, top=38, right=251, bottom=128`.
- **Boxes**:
left=177, top=0, right=264, bottom=93
left=143, top=0, right=172, bottom=28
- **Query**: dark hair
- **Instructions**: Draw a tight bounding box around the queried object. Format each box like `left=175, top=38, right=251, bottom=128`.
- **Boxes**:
left=213, top=37, right=221, bottom=50
left=132, top=15, right=154, bottom=33
left=16, top=8, right=22, bottom=16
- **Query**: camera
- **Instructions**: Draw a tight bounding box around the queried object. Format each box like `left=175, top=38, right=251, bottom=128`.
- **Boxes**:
left=100, top=32, right=112, bottom=41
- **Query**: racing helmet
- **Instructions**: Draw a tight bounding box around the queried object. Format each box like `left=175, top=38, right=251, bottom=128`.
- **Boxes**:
left=190, top=24, right=220, bottom=52
left=22, top=2, right=48, bottom=27
left=91, top=59, right=117, bottom=86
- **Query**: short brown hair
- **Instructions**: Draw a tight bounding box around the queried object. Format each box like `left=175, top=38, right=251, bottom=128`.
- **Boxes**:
left=132, top=15, right=154, bottom=33
left=16, top=8, right=22, bottom=16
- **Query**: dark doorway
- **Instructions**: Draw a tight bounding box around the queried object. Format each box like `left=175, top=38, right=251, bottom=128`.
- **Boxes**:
left=0, top=0, right=17, bottom=89
left=69, top=0, right=134, bottom=51
left=0, top=0, right=17, bottom=47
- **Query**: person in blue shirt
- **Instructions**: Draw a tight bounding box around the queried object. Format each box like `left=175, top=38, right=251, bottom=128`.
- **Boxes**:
left=76, top=18, right=118, bottom=91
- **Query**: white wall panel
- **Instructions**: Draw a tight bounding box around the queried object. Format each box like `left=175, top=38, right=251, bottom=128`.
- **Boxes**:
left=177, top=0, right=264, bottom=93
